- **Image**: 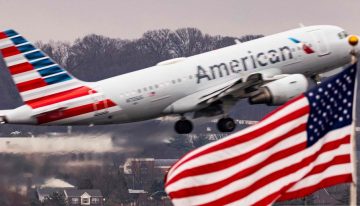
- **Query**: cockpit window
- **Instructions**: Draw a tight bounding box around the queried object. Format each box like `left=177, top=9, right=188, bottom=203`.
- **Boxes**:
left=338, top=31, right=349, bottom=39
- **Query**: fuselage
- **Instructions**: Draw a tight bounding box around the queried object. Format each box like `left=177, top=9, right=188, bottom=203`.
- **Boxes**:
left=3, top=25, right=358, bottom=125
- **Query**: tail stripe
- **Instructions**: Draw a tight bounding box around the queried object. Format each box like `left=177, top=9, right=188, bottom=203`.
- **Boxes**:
left=38, top=66, right=64, bottom=77
left=31, top=58, right=55, bottom=69
left=11, top=36, right=27, bottom=45
left=44, top=73, right=71, bottom=85
left=17, top=44, right=36, bottom=53
left=24, top=51, right=46, bottom=60
left=0, top=32, right=7, bottom=40
left=4, top=30, right=18, bottom=37
left=25, top=86, right=93, bottom=108
left=17, top=78, right=48, bottom=92
left=1, top=46, right=21, bottom=57
left=0, top=29, right=121, bottom=124
left=9, top=62, right=35, bottom=75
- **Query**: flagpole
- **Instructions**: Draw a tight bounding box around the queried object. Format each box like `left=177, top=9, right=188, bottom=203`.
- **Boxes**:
left=350, top=57, right=358, bottom=206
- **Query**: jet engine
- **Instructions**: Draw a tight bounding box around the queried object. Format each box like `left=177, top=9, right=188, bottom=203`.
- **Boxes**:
left=249, top=74, right=309, bottom=105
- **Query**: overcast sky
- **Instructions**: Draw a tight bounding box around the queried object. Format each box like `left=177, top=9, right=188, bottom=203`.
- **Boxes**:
left=0, top=0, right=359, bottom=42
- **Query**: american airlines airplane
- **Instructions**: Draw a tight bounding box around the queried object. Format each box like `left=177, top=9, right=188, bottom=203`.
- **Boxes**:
left=0, top=25, right=358, bottom=134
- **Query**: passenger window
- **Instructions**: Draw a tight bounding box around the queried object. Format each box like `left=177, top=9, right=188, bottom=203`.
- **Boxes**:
left=178, top=78, right=181, bottom=83
left=143, top=88, right=147, bottom=92
left=172, top=80, right=176, bottom=84
left=155, top=84, right=159, bottom=88
left=149, top=86, right=153, bottom=90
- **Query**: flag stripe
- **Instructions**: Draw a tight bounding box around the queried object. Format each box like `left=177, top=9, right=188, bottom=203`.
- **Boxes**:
left=168, top=103, right=309, bottom=179
left=168, top=96, right=308, bottom=175
left=194, top=136, right=349, bottom=206
left=167, top=131, right=306, bottom=193
left=166, top=123, right=307, bottom=188
left=280, top=174, right=352, bottom=201
left=168, top=126, right=351, bottom=205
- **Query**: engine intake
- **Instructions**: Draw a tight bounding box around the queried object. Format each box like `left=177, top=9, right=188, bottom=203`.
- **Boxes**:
left=249, top=74, right=309, bottom=105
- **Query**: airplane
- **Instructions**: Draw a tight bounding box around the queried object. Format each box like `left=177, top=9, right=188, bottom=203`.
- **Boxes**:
left=0, top=25, right=358, bottom=134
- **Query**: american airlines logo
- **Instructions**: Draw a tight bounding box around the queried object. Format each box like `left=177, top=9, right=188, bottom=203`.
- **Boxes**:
left=196, top=46, right=294, bottom=84
left=289, top=37, right=315, bottom=54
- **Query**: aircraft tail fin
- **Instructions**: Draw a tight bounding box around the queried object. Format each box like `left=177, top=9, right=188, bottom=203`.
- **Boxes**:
left=0, top=29, right=90, bottom=109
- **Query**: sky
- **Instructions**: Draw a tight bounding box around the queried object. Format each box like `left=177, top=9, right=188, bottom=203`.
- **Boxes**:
left=0, top=0, right=359, bottom=42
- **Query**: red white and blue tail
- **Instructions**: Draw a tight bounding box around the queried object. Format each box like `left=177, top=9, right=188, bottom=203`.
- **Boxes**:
left=0, top=30, right=119, bottom=125
left=0, top=30, right=85, bottom=104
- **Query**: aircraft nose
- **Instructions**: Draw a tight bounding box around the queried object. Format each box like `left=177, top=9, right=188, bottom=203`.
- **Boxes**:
left=347, top=35, right=360, bottom=59
left=348, top=35, right=359, bottom=49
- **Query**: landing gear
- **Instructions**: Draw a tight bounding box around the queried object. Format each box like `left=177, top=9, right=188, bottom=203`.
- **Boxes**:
left=217, top=117, right=236, bottom=132
left=174, top=119, right=193, bottom=134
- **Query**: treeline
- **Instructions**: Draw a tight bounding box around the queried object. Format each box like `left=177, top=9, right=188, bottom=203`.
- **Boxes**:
left=36, top=28, right=263, bottom=81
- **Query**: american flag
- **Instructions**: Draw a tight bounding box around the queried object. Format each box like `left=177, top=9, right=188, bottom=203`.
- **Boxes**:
left=165, top=64, right=357, bottom=206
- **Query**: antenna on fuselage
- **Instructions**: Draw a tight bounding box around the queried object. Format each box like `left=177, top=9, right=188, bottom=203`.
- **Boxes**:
left=299, top=23, right=305, bottom=28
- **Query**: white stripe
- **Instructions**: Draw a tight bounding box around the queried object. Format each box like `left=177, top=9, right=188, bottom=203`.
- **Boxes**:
left=167, top=130, right=306, bottom=193
left=286, top=144, right=350, bottom=192
left=168, top=126, right=351, bottom=206
left=167, top=115, right=308, bottom=188
left=29, top=56, right=48, bottom=63
left=231, top=164, right=351, bottom=206
left=9, top=34, right=20, bottom=39
left=43, top=71, right=67, bottom=79
left=0, top=39, right=13, bottom=49
left=13, top=70, right=42, bottom=84
left=168, top=97, right=308, bottom=175
left=36, top=64, right=58, bottom=72
left=20, top=49, right=40, bottom=56
left=21, top=79, right=81, bottom=101
left=4, top=54, right=27, bottom=66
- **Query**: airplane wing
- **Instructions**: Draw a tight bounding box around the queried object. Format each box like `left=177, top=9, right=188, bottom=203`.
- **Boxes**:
left=198, top=68, right=288, bottom=105
left=190, top=68, right=309, bottom=118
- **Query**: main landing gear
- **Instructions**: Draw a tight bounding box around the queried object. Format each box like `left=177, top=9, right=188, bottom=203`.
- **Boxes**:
left=174, top=117, right=236, bottom=134
left=217, top=117, right=236, bottom=133
left=174, top=118, right=193, bottom=134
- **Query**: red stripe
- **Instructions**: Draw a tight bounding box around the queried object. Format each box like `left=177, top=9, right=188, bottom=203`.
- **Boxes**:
left=0, top=32, right=7, bottom=40
left=261, top=95, right=305, bottom=121
left=26, top=86, right=94, bottom=109
left=278, top=155, right=351, bottom=201
left=169, top=105, right=310, bottom=176
left=37, top=99, right=117, bottom=124
left=16, top=78, right=48, bottom=92
left=196, top=135, right=350, bottom=206
left=166, top=123, right=306, bottom=187
left=278, top=174, right=352, bottom=202
left=168, top=141, right=306, bottom=199
left=255, top=155, right=351, bottom=205
left=0, top=46, right=20, bottom=58
left=9, top=62, right=34, bottom=75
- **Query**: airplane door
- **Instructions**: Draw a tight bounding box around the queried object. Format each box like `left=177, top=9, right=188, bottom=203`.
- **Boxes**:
left=308, top=30, right=331, bottom=56
left=89, top=88, right=109, bottom=116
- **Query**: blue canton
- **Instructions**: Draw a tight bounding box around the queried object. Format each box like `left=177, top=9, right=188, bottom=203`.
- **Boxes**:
left=304, top=64, right=357, bottom=147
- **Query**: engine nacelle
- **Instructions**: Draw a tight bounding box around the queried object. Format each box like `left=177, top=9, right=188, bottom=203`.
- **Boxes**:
left=249, top=74, right=309, bottom=105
